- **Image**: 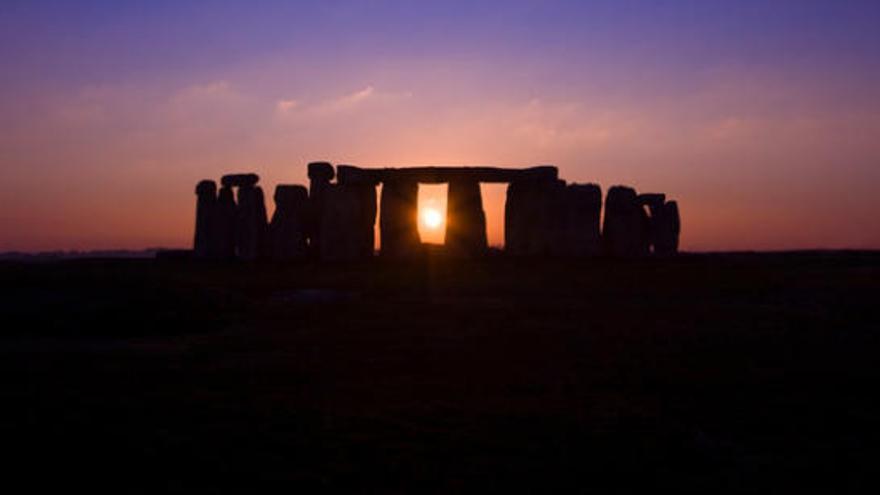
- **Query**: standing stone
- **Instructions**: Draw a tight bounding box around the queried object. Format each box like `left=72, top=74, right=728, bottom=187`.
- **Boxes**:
left=505, top=179, right=565, bottom=256
left=194, top=180, right=217, bottom=258
left=320, top=184, right=366, bottom=261
left=254, top=187, right=270, bottom=258
left=653, top=200, right=681, bottom=255
left=236, top=185, right=268, bottom=260
left=637, top=204, right=652, bottom=255
left=558, top=183, right=602, bottom=256
left=379, top=179, right=420, bottom=257
left=269, top=185, right=309, bottom=260
left=638, top=193, right=666, bottom=255
left=337, top=165, right=379, bottom=257
left=308, top=162, right=335, bottom=257
left=602, top=186, right=649, bottom=257
left=353, top=183, right=377, bottom=257
left=445, top=180, right=487, bottom=257
left=504, top=180, right=530, bottom=255
left=215, top=186, right=237, bottom=259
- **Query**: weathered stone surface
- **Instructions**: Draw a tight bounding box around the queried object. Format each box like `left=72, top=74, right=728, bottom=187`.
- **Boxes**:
left=602, top=185, right=650, bottom=257
left=236, top=185, right=268, bottom=260
left=221, top=173, right=259, bottom=188
left=269, top=185, right=309, bottom=260
left=558, top=183, right=602, bottom=256
left=652, top=200, right=680, bottom=255
left=215, top=186, right=237, bottom=259
left=320, top=184, right=366, bottom=261
left=505, top=179, right=565, bottom=256
left=379, top=180, right=420, bottom=257
left=193, top=180, right=217, bottom=258
left=445, top=180, right=487, bottom=257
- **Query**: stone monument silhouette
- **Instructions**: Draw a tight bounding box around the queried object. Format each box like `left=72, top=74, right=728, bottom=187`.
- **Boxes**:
left=192, top=162, right=680, bottom=260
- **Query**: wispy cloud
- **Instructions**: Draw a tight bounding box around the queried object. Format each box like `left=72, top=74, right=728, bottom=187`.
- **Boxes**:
left=275, top=99, right=299, bottom=113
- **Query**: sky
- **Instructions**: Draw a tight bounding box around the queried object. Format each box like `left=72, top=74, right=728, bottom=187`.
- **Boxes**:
left=1, top=0, right=879, bottom=251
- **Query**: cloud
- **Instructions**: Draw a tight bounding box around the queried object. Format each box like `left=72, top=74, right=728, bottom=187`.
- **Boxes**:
left=339, top=85, right=375, bottom=106
left=273, top=85, right=413, bottom=123
left=275, top=99, right=299, bottom=113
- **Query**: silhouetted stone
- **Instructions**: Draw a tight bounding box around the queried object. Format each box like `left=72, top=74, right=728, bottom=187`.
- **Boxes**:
left=221, top=173, right=259, bottom=188
left=269, top=185, right=309, bottom=260
left=559, top=183, right=602, bottom=256
left=308, top=161, right=335, bottom=182
left=337, top=165, right=382, bottom=186
left=653, top=200, right=680, bottom=255
left=194, top=180, right=217, bottom=258
left=505, top=179, right=565, bottom=255
left=353, top=183, right=378, bottom=257
left=190, top=163, right=680, bottom=262
left=639, top=193, right=667, bottom=254
left=236, top=185, right=268, bottom=260
left=308, top=162, right=335, bottom=257
left=380, top=179, right=420, bottom=257
left=638, top=203, right=652, bottom=255
left=505, top=180, right=532, bottom=255
left=336, top=165, right=558, bottom=184
left=320, top=184, right=367, bottom=261
left=215, top=186, right=237, bottom=259
left=445, top=180, right=487, bottom=257
left=637, top=193, right=665, bottom=208
left=603, top=186, right=649, bottom=257
left=333, top=165, right=378, bottom=256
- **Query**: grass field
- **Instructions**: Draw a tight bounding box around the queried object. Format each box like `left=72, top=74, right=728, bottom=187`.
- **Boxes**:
left=2, top=252, right=879, bottom=492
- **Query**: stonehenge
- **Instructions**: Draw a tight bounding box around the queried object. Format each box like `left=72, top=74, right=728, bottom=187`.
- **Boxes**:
left=193, top=163, right=681, bottom=260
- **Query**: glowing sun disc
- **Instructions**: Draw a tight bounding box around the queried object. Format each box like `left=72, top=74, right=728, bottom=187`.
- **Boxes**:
left=422, top=208, right=443, bottom=229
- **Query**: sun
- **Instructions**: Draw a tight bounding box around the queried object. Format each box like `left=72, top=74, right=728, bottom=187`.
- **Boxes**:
left=421, top=207, right=444, bottom=230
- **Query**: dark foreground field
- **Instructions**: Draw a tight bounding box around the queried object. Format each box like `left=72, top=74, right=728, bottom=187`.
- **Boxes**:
left=2, top=252, right=879, bottom=492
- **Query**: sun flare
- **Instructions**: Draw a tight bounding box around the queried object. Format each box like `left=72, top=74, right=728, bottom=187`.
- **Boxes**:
left=421, top=207, right=444, bottom=230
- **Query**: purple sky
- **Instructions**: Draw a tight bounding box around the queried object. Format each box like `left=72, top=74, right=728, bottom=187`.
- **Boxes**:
left=2, top=1, right=879, bottom=251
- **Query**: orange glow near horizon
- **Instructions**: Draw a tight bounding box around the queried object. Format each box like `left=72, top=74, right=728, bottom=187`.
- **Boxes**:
left=417, top=184, right=447, bottom=245
left=2, top=3, right=880, bottom=252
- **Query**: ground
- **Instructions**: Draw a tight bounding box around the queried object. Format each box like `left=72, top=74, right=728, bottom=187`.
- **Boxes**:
left=2, top=252, right=879, bottom=492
